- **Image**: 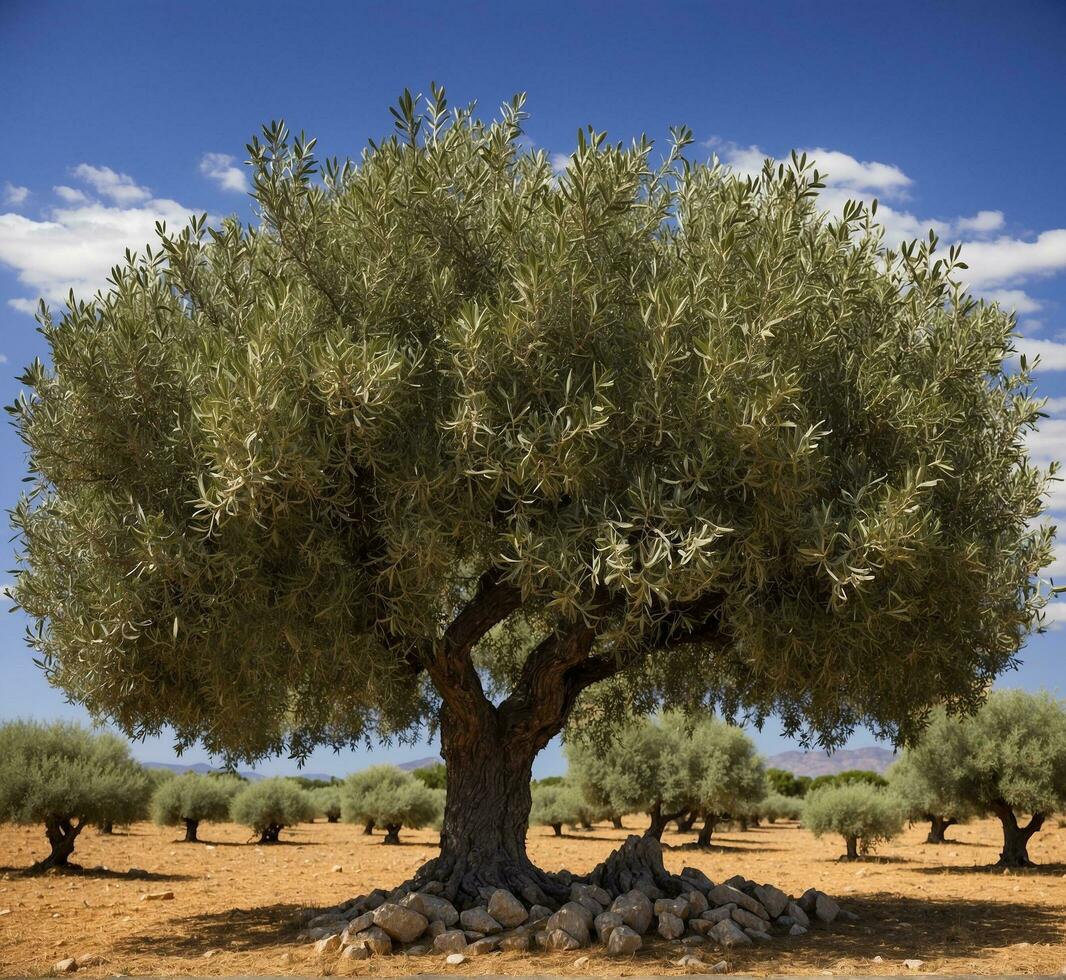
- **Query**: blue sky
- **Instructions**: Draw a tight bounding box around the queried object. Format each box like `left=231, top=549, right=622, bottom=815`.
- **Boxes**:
left=1, top=0, right=1065, bottom=777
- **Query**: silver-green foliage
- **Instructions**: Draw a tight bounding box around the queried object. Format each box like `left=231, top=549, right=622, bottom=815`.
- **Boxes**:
left=339, top=765, right=442, bottom=837
left=530, top=781, right=586, bottom=833
left=803, top=781, right=903, bottom=857
left=9, top=86, right=1054, bottom=772
left=229, top=777, right=314, bottom=838
left=151, top=772, right=241, bottom=826
left=310, top=785, right=342, bottom=821
left=757, top=791, right=804, bottom=823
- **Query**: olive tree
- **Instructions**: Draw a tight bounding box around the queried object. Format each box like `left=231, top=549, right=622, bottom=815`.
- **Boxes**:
left=691, top=719, right=767, bottom=845
left=310, top=785, right=342, bottom=822
left=152, top=772, right=242, bottom=841
left=804, top=782, right=903, bottom=860
left=9, top=85, right=1054, bottom=906
left=0, top=721, right=151, bottom=872
left=758, top=792, right=804, bottom=823
left=530, top=781, right=588, bottom=836
left=230, top=778, right=314, bottom=843
left=340, top=765, right=442, bottom=844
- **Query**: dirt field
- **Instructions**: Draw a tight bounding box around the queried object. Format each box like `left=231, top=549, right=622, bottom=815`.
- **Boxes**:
left=1, top=814, right=1065, bottom=976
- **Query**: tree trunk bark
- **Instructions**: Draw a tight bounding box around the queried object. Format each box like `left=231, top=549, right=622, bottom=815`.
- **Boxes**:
left=611, top=815, right=624, bottom=830
left=992, top=801, right=1043, bottom=867
left=27, top=817, right=82, bottom=874
left=363, top=819, right=375, bottom=835
left=259, top=824, right=282, bottom=844
left=645, top=801, right=684, bottom=840
left=383, top=824, right=402, bottom=845
left=551, top=823, right=562, bottom=837
left=697, top=814, right=716, bottom=847
left=844, top=835, right=859, bottom=860
left=183, top=818, right=200, bottom=843
left=926, top=815, right=957, bottom=844
left=98, top=821, right=113, bottom=835
left=327, top=814, right=339, bottom=823
left=676, top=811, right=697, bottom=833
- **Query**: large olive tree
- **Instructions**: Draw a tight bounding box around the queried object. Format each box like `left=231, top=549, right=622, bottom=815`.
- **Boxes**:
left=9, top=86, right=1054, bottom=906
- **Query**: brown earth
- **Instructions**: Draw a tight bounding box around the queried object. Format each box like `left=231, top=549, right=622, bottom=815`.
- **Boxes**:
left=1, top=814, right=1065, bottom=976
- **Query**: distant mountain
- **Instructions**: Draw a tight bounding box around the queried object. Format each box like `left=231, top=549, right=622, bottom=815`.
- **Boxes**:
left=398, top=756, right=443, bottom=771
left=142, top=761, right=336, bottom=782
left=765, top=745, right=896, bottom=777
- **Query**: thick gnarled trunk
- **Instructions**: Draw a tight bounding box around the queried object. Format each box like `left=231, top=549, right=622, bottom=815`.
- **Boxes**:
left=383, top=824, right=402, bottom=845
left=697, top=814, right=717, bottom=847
left=843, top=835, right=859, bottom=860
left=926, top=814, right=956, bottom=844
left=993, top=801, right=1043, bottom=867
left=27, top=816, right=82, bottom=874
left=259, top=824, right=282, bottom=844
left=183, top=818, right=200, bottom=843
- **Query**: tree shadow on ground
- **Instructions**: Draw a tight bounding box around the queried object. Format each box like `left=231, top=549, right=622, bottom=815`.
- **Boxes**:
left=914, top=861, right=1066, bottom=876
left=110, top=902, right=308, bottom=957
left=721, top=891, right=1065, bottom=968
left=0, top=864, right=196, bottom=881
left=822, top=854, right=917, bottom=865
left=671, top=841, right=789, bottom=853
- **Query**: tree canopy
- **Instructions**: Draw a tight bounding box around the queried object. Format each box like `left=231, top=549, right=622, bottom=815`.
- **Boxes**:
left=0, top=721, right=151, bottom=871
left=8, top=85, right=1055, bottom=902
left=530, top=781, right=586, bottom=836
left=339, top=764, right=442, bottom=843
left=229, top=778, right=314, bottom=843
left=803, top=781, right=903, bottom=860
left=151, top=771, right=241, bottom=841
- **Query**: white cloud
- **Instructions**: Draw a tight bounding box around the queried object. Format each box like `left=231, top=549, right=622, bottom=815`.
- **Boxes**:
left=199, top=152, right=248, bottom=193
left=3, top=182, right=29, bottom=207
left=0, top=167, right=199, bottom=311
left=1040, top=396, right=1066, bottom=415
left=0, top=352, right=7, bottom=364
left=985, top=289, right=1042, bottom=315
left=54, top=185, right=89, bottom=204
left=1017, top=338, right=1066, bottom=372
left=955, top=230, right=1066, bottom=289
left=956, top=210, right=1004, bottom=234
left=550, top=153, right=571, bottom=175
left=1041, top=600, right=1066, bottom=630
left=71, top=164, right=151, bottom=205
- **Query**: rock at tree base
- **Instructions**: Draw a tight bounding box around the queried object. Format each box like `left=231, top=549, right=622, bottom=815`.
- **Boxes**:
left=459, top=906, right=502, bottom=934
left=607, top=924, right=642, bottom=956
left=313, top=934, right=341, bottom=955
left=609, top=889, right=654, bottom=935
left=547, top=928, right=583, bottom=951
left=709, top=918, right=751, bottom=947
left=432, top=929, right=467, bottom=953
left=445, top=952, right=466, bottom=965
left=815, top=893, right=840, bottom=925
left=354, top=925, right=392, bottom=955
left=499, top=931, right=531, bottom=951
left=546, top=902, right=592, bottom=945
left=54, top=959, right=77, bottom=974
left=731, top=907, right=766, bottom=932
left=467, top=937, right=500, bottom=955
left=372, top=902, right=428, bottom=943
left=658, top=911, right=685, bottom=939
left=487, top=888, right=527, bottom=927
left=341, top=943, right=370, bottom=960
left=753, top=883, right=789, bottom=918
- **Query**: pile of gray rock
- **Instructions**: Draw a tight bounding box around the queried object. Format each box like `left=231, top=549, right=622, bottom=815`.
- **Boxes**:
left=299, top=870, right=854, bottom=962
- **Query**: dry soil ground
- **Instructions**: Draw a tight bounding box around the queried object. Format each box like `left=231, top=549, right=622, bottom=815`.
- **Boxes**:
left=1, top=815, right=1065, bottom=976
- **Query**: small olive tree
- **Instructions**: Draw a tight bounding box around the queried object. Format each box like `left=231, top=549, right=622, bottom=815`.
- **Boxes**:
left=230, top=778, right=314, bottom=843
left=691, top=719, right=767, bottom=845
left=530, top=781, right=586, bottom=836
left=151, top=772, right=242, bottom=842
left=340, top=765, right=442, bottom=844
left=310, top=785, right=342, bottom=823
left=759, top=792, right=804, bottom=823
left=0, top=721, right=151, bottom=872
left=803, top=782, right=903, bottom=859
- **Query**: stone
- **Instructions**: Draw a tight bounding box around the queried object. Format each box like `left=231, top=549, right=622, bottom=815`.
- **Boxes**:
left=445, top=952, right=466, bottom=965
left=594, top=910, right=624, bottom=943
left=606, top=924, right=642, bottom=956
left=674, top=954, right=705, bottom=968
left=528, top=903, right=553, bottom=922
left=684, top=890, right=710, bottom=916
left=731, top=907, right=766, bottom=932
left=464, top=931, right=485, bottom=942
left=797, top=887, right=819, bottom=913
left=459, top=906, right=502, bottom=934
left=356, top=925, right=393, bottom=956
left=753, top=884, right=789, bottom=918
left=499, top=931, right=531, bottom=952
left=707, top=884, right=768, bottom=920
left=343, top=911, right=374, bottom=940
left=681, top=867, right=715, bottom=892
left=814, top=893, right=840, bottom=925
left=373, top=902, right=428, bottom=943
left=689, top=918, right=715, bottom=936
left=709, top=918, right=752, bottom=947
left=140, top=890, right=174, bottom=901
left=407, top=893, right=460, bottom=927
left=787, top=902, right=810, bottom=928
left=406, top=944, right=428, bottom=955
left=363, top=888, right=388, bottom=910
left=789, top=924, right=808, bottom=936
left=903, top=959, right=925, bottom=970
left=573, top=954, right=590, bottom=967
left=682, top=934, right=708, bottom=946
left=467, top=937, right=500, bottom=955
left=585, top=884, right=612, bottom=907
left=341, top=943, right=370, bottom=960
left=54, top=959, right=77, bottom=974
left=74, top=955, right=105, bottom=967
left=655, top=896, right=690, bottom=920
left=722, top=874, right=751, bottom=890
left=839, top=908, right=860, bottom=922
left=487, top=888, right=528, bottom=928
left=709, top=960, right=729, bottom=973
left=309, top=911, right=348, bottom=929
left=332, top=864, right=343, bottom=873
left=547, top=902, right=593, bottom=945
left=433, top=930, right=468, bottom=954
left=610, top=889, right=654, bottom=935
left=533, top=929, right=549, bottom=949
left=313, top=934, right=341, bottom=956
left=872, top=955, right=884, bottom=964
left=426, top=919, right=447, bottom=940
left=776, top=915, right=794, bottom=928
left=701, top=905, right=736, bottom=924
left=744, top=927, right=772, bottom=941
left=658, top=911, right=685, bottom=940
left=546, top=928, right=583, bottom=951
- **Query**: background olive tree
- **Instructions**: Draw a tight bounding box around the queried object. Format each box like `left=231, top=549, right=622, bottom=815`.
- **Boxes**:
left=151, top=772, right=242, bottom=842
left=804, top=782, right=903, bottom=860
left=229, top=778, right=314, bottom=843
left=0, top=721, right=151, bottom=872
left=10, top=85, right=1054, bottom=905
left=339, top=765, right=442, bottom=844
